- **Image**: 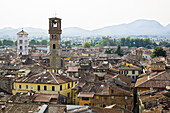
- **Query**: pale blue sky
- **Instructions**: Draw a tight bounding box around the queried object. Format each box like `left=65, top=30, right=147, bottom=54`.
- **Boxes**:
left=0, top=0, right=170, bottom=30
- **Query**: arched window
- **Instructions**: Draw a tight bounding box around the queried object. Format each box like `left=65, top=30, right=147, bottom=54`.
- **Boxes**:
left=53, top=44, right=56, bottom=49
left=52, top=35, right=53, bottom=39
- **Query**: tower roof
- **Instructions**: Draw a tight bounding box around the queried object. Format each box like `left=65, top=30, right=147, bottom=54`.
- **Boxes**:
left=17, top=29, right=28, bottom=35
left=49, top=17, right=61, bottom=20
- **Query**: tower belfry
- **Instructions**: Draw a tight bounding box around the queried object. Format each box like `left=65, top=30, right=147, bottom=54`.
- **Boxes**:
left=49, top=17, right=62, bottom=68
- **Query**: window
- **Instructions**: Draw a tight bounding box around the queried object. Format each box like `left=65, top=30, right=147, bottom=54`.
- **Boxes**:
left=96, top=96, right=99, bottom=99
left=52, top=35, right=54, bottom=39
left=82, top=97, right=89, bottom=101
left=68, top=83, right=70, bottom=89
left=125, top=105, right=128, bottom=109
left=104, top=97, right=107, bottom=100
left=132, top=70, right=135, bottom=74
left=75, top=81, right=77, bottom=84
left=60, top=85, right=62, bottom=90
left=26, top=85, right=28, bottom=89
left=20, top=46, right=22, bottom=50
left=124, top=71, right=128, bottom=74
left=4, top=83, right=7, bottom=88
left=52, top=86, right=55, bottom=91
left=132, top=76, right=135, bottom=79
left=19, top=40, right=22, bottom=44
left=53, top=20, right=57, bottom=27
left=67, top=93, right=70, bottom=99
left=19, top=85, right=22, bottom=89
left=111, top=90, right=114, bottom=94
left=25, top=40, right=27, bottom=43
left=44, top=86, right=47, bottom=91
left=53, top=44, right=56, bottom=49
left=37, top=85, right=40, bottom=91
left=119, top=71, right=123, bottom=74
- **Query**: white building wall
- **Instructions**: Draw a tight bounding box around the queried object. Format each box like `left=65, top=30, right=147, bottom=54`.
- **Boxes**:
left=17, top=33, right=29, bottom=55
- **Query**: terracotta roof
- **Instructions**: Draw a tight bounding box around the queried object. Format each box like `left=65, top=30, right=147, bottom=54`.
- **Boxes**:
left=140, top=90, right=169, bottom=103
left=110, top=68, right=119, bottom=72
left=135, top=71, right=170, bottom=88
left=92, top=106, right=132, bottom=113
left=78, top=92, right=95, bottom=98
left=16, top=71, right=78, bottom=84
left=17, top=30, right=28, bottom=35
left=33, top=93, right=59, bottom=102
left=105, top=104, right=132, bottom=113
left=67, top=66, right=79, bottom=72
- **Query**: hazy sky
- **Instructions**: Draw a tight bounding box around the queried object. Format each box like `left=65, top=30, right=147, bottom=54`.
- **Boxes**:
left=0, top=0, right=170, bottom=30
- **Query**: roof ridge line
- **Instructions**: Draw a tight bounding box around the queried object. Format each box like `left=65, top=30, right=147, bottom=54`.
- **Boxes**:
left=135, top=71, right=166, bottom=87
left=49, top=71, right=59, bottom=84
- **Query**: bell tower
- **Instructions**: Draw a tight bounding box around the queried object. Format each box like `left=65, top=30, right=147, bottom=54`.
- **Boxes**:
left=49, top=17, right=62, bottom=68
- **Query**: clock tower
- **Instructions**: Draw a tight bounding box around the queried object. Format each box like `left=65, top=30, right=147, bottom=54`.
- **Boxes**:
left=49, top=17, right=62, bottom=68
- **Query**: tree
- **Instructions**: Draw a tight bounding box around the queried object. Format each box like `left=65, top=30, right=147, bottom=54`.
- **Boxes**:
left=14, top=40, right=17, bottom=46
left=3, top=39, right=13, bottom=46
left=159, top=41, right=170, bottom=47
left=37, top=41, right=40, bottom=45
left=0, top=40, right=2, bottom=46
left=101, top=36, right=116, bottom=46
left=29, top=39, right=36, bottom=45
left=152, top=46, right=166, bottom=58
left=83, top=42, right=90, bottom=48
left=115, top=45, right=123, bottom=56
left=120, top=38, right=126, bottom=46
left=146, top=45, right=152, bottom=49
left=105, top=49, right=113, bottom=54
left=64, top=41, right=71, bottom=47
left=41, top=39, right=47, bottom=45
left=124, top=37, right=131, bottom=47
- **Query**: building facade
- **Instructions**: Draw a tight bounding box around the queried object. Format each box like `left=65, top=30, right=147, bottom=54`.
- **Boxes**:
left=17, top=29, right=29, bottom=55
left=49, top=17, right=62, bottom=68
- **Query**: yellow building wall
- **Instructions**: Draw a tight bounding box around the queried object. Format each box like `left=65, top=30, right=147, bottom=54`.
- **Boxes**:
left=79, top=97, right=94, bottom=106
left=122, top=62, right=133, bottom=66
left=12, top=81, right=78, bottom=104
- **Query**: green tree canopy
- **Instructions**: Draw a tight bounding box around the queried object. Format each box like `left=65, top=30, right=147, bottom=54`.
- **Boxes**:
left=36, top=41, right=40, bottom=45
left=14, top=40, right=17, bottom=46
left=101, top=36, right=116, bottom=46
left=0, top=40, right=2, bottom=46
left=159, top=41, right=170, bottom=47
left=3, top=39, right=13, bottom=46
left=41, top=39, right=47, bottom=45
left=83, top=42, right=90, bottom=48
left=29, top=39, right=36, bottom=45
left=115, top=45, right=123, bottom=56
left=64, top=41, right=71, bottom=47
left=105, top=49, right=113, bottom=54
left=152, top=46, right=166, bottom=58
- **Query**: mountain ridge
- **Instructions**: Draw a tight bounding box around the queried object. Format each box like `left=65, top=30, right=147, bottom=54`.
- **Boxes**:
left=0, top=19, right=170, bottom=40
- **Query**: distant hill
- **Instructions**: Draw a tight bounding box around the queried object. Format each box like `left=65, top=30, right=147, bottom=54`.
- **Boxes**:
left=0, top=27, right=48, bottom=40
left=0, top=19, right=170, bottom=40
